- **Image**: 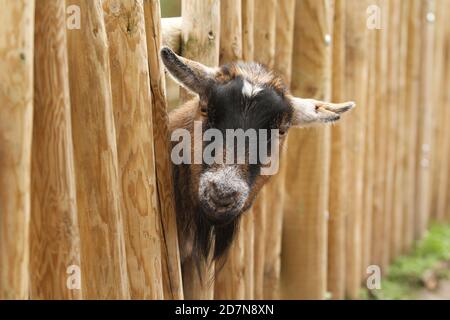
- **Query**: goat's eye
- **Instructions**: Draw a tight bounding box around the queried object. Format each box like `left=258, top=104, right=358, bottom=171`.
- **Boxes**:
left=200, top=107, right=208, bottom=116
left=279, top=129, right=287, bottom=136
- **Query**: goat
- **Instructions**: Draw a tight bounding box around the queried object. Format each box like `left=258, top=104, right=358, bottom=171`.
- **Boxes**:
left=160, top=46, right=355, bottom=266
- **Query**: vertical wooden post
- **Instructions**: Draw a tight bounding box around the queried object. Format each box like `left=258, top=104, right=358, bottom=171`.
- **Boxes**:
left=414, top=0, right=435, bottom=240
left=253, top=0, right=276, bottom=68
left=361, top=3, right=377, bottom=284
left=66, top=0, right=129, bottom=299
left=252, top=0, right=277, bottom=300
left=385, top=0, right=401, bottom=264
left=241, top=0, right=255, bottom=299
left=429, top=0, right=446, bottom=222
left=214, top=0, right=245, bottom=300
left=30, top=0, right=81, bottom=300
left=241, top=0, right=254, bottom=61
left=103, top=0, right=164, bottom=300
left=328, top=0, right=347, bottom=300
left=219, top=0, right=242, bottom=62
left=0, top=0, right=35, bottom=300
left=401, top=0, right=422, bottom=252
left=180, top=0, right=220, bottom=300
left=344, top=0, right=369, bottom=299
left=281, top=0, right=333, bottom=300
left=371, top=0, right=389, bottom=269
left=436, top=1, right=450, bottom=222
left=391, top=0, right=410, bottom=260
left=143, top=0, right=184, bottom=300
left=263, top=0, right=296, bottom=300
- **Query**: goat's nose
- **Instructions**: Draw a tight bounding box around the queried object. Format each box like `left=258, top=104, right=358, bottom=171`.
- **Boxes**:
left=210, top=181, right=238, bottom=206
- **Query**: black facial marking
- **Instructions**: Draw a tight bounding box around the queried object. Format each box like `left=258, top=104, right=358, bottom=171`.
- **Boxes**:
left=202, top=77, right=291, bottom=180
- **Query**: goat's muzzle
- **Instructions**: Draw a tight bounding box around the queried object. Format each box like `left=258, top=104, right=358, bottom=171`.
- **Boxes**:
left=198, top=166, right=249, bottom=225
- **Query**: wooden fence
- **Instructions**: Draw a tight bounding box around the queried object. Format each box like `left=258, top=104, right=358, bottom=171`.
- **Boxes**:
left=0, top=0, right=449, bottom=300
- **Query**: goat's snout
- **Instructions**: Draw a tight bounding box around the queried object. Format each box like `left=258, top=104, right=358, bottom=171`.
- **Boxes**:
left=199, top=166, right=249, bottom=223
left=209, top=180, right=239, bottom=208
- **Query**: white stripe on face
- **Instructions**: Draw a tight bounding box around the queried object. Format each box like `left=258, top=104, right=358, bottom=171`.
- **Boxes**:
left=242, top=79, right=263, bottom=98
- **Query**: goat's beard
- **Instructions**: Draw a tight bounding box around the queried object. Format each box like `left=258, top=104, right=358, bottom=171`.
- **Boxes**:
left=192, top=205, right=242, bottom=262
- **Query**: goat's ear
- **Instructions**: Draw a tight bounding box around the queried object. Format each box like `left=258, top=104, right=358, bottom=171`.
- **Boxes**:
left=160, top=46, right=217, bottom=96
left=289, top=97, right=355, bottom=127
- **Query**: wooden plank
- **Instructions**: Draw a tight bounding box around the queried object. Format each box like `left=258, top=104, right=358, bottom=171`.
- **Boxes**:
left=241, top=0, right=254, bottom=61
left=0, top=0, right=35, bottom=300
left=437, top=1, right=450, bottom=222
left=143, top=0, right=184, bottom=300
left=414, top=0, right=435, bottom=239
left=371, top=0, right=389, bottom=269
left=281, top=0, right=333, bottom=300
left=253, top=0, right=276, bottom=68
left=328, top=0, right=347, bottom=300
left=214, top=0, right=245, bottom=300
left=66, top=0, right=129, bottom=299
left=252, top=0, right=277, bottom=300
left=180, top=0, right=220, bottom=300
left=402, top=0, right=423, bottom=252
left=391, top=0, right=410, bottom=260
left=385, top=0, right=401, bottom=264
left=241, top=0, right=255, bottom=299
left=263, top=0, right=296, bottom=300
left=361, top=3, right=377, bottom=284
left=429, top=0, right=446, bottom=221
left=344, top=0, right=369, bottom=299
left=103, top=0, right=164, bottom=300
left=30, top=0, right=81, bottom=300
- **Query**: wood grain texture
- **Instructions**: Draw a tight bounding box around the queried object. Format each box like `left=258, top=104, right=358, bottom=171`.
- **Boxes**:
left=180, top=0, right=220, bottom=103
left=390, top=1, right=410, bottom=260
left=431, top=0, right=448, bottom=222
left=253, top=0, right=276, bottom=69
left=328, top=0, right=347, bottom=300
left=66, top=0, right=129, bottom=299
left=414, top=0, right=435, bottom=240
left=436, top=0, right=450, bottom=222
left=344, top=0, right=369, bottom=299
left=429, top=0, right=445, bottom=221
left=371, top=0, right=389, bottom=269
left=180, top=0, right=220, bottom=299
left=30, top=0, right=81, bottom=300
left=241, top=0, right=255, bottom=299
left=143, top=0, right=184, bottom=300
left=103, top=0, right=163, bottom=300
left=251, top=0, right=277, bottom=300
left=253, top=187, right=267, bottom=299
left=385, top=0, right=401, bottom=265
left=390, top=0, right=410, bottom=260
left=0, top=0, right=35, bottom=300
left=360, top=4, right=377, bottom=285
left=241, top=0, right=254, bottom=61
left=281, top=0, right=333, bottom=300
left=219, top=0, right=242, bottom=63
left=402, top=0, right=423, bottom=251
left=263, top=0, right=295, bottom=300
left=214, top=0, right=246, bottom=300
left=241, top=207, right=255, bottom=299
